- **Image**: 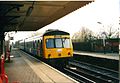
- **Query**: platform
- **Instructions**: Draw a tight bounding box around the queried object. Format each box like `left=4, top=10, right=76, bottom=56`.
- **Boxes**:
left=74, top=51, right=119, bottom=60
left=5, top=48, right=77, bottom=83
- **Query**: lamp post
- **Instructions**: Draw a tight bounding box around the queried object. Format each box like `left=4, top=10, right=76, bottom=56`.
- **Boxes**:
left=101, top=32, right=106, bottom=54
left=97, top=22, right=106, bottom=54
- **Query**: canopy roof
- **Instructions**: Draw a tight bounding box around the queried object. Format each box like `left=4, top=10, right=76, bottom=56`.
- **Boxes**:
left=0, top=1, right=93, bottom=32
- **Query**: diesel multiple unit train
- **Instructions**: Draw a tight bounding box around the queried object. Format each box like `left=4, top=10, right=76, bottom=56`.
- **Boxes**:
left=17, top=29, right=73, bottom=66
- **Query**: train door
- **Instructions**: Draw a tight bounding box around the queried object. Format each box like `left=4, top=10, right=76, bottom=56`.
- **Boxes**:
left=40, top=40, right=43, bottom=57
left=37, top=40, right=40, bottom=56
left=24, top=40, right=25, bottom=50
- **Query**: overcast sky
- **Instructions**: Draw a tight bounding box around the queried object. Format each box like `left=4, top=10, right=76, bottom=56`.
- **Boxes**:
left=11, top=0, right=119, bottom=42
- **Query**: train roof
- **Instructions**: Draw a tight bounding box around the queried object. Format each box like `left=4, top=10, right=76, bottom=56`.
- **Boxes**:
left=43, top=29, right=70, bottom=36
left=17, top=29, right=69, bottom=42
left=25, top=35, right=42, bottom=42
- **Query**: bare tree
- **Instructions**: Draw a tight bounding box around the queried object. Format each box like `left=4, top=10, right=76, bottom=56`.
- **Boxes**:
left=72, top=27, right=95, bottom=42
left=97, top=24, right=118, bottom=39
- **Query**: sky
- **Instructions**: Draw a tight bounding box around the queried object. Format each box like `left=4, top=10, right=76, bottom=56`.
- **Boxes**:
left=7, top=0, right=119, bottom=43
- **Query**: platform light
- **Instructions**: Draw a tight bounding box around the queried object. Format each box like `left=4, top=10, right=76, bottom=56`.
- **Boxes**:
left=26, top=1, right=34, bottom=16
left=26, top=6, right=33, bottom=16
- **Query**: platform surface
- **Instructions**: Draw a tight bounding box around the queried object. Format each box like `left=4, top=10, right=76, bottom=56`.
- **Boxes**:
left=5, top=48, right=77, bottom=83
left=74, top=51, right=119, bottom=60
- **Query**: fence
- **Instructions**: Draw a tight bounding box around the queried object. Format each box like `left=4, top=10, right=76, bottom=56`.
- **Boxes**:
left=72, top=38, right=119, bottom=53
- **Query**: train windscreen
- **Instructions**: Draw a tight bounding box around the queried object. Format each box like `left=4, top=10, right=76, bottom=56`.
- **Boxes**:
left=46, top=38, right=70, bottom=48
left=62, top=38, right=70, bottom=48
left=46, top=39, right=54, bottom=48
left=55, top=39, right=63, bottom=48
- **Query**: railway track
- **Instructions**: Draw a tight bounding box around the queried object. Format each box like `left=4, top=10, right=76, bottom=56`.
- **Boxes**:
left=63, top=67, right=95, bottom=83
left=64, top=60, right=119, bottom=83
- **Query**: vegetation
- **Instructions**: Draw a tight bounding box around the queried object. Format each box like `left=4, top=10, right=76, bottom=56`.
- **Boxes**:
left=72, top=25, right=119, bottom=53
left=72, top=25, right=119, bottom=42
left=72, top=27, right=95, bottom=42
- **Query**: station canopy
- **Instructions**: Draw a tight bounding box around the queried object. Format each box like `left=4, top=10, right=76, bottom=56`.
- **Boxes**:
left=0, top=1, right=93, bottom=32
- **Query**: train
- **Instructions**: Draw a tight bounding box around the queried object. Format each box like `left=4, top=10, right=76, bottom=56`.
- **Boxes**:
left=17, top=29, right=73, bottom=66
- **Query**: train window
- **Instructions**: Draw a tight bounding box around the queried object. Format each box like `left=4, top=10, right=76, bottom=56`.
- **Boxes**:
left=46, top=39, right=54, bottom=48
left=38, top=40, right=39, bottom=47
left=55, top=38, right=62, bottom=48
left=35, top=40, right=37, bottom=48
left=33, top=41, right=35, bottom=49
left=62, top=38, right=70, bottom=48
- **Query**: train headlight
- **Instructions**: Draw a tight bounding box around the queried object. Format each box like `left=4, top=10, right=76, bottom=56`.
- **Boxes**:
left=58, top=53, right=61, bottom=56
left=57, top=49, right=62, bottom=52
left=68, top=52, right=71, bottom=55
left=48, top=54, right=51, bottom=58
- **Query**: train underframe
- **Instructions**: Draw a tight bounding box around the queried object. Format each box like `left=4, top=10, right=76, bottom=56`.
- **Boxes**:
left=20, top=49, right=72, bottom=68
left=45, top=57, right=73, bottom=68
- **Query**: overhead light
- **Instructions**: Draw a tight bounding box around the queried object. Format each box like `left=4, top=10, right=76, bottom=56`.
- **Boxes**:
left=26, top=6, right=33, bottom=16
left=97, top=22, right=102, bottom=24
left=26, top=2, right=35, bottom=16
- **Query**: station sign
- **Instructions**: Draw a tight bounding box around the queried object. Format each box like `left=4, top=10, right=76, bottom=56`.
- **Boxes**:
left=10, top=37, right=14, bottom=40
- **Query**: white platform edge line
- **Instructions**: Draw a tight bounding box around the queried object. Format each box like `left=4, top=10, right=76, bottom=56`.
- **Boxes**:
left=73, top=52, right=119, bottom=60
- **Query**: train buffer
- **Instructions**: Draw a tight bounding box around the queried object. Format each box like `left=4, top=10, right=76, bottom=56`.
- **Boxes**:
left=4, top=48, right=78, bottom=83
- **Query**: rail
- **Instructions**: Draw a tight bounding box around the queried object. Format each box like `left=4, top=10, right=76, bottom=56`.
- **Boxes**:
left=68, top=60, right=119, bottom=83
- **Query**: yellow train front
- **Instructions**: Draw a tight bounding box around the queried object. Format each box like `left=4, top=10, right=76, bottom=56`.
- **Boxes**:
left=42, top=30, right=73, bottom=66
